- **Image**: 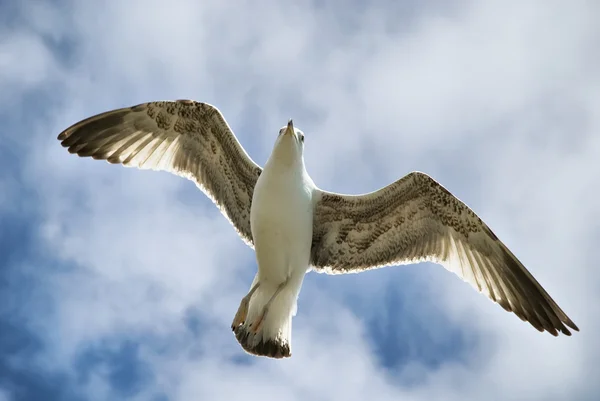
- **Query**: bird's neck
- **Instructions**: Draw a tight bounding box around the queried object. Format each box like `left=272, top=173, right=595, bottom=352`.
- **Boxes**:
left=264, top=142, right=305, bottom=175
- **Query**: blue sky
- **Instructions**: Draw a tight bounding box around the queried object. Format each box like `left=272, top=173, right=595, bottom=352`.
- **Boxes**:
left=1, top=0, right=599, bottom=400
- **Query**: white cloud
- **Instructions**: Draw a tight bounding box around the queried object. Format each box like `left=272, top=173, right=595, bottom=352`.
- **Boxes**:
left=0, top=389, right=10, bottom=401
left=2, top=0, right=598, bottom=400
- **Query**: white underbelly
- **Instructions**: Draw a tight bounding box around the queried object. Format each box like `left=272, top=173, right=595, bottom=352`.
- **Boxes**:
left=250, top=172, right=314, bottom=284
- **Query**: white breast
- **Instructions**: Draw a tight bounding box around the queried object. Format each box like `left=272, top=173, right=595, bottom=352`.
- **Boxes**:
left=250, top=166, right=314, bottom=284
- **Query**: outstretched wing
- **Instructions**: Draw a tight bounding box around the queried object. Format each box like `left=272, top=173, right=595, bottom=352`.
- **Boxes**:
left=310, top=171, right=578, bottom=336
left=58, top=100, right=262, bottom=247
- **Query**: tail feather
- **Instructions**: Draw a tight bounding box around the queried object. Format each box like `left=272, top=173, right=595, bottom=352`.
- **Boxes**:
left=234, top=325, right=291, bottom=359
left=232, top=278, right=300, bottom=359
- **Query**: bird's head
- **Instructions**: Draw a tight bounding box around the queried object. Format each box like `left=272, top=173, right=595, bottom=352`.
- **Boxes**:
left=270, top=119, right=305, bottom=167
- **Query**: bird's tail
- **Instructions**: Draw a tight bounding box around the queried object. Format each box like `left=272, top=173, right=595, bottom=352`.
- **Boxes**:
left=233, top=276, right=300, bottom=359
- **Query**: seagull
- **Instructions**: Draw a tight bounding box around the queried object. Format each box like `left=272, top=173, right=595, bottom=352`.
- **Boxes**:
left=57, top=100, right=579, bottom=359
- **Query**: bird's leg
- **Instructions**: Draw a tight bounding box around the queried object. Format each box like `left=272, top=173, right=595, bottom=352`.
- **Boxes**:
left=231, top=281, right=261, bottom=330
left=249, top=279, right=288, bottom=334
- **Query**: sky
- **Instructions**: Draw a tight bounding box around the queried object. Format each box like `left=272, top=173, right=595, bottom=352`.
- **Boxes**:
left=1, top=0, right=599, bottom=400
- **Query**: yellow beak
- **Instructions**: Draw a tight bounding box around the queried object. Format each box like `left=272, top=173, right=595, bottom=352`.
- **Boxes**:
left=285, top=119, right=294, bottom=136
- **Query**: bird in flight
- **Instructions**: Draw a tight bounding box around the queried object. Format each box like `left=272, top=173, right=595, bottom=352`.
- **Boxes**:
left=57, top=100, right=579, bottom=359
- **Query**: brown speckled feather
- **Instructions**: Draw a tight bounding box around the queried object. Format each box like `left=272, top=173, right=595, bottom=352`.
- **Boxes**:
left=311, top=171, right=578, bottom=336
left=57, top=100, right=262, bottom=246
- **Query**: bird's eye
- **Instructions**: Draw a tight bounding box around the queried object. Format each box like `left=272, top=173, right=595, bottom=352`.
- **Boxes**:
left=299, top=133, right=304, bottom=143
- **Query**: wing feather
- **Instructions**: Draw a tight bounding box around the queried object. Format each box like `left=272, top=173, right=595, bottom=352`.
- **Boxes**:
left=311, top=171, right=578, bottom=336
left=58, top=100, right=262, bottom=246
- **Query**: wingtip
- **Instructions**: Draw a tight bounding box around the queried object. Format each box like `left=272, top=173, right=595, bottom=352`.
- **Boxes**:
left=57, top=130, right=70, bottom=142
left=543, top=319, right=578, bottom=337
left=565, top=319, right=579, bottom=333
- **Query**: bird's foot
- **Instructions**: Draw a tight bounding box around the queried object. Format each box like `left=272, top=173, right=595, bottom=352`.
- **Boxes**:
left=248, top=279, right=289, bottom=334
left=231, top=298, right=250, bottom=330
left=231, top=281, right=261, bottom=331
left=249, top=309, right=267, bottom=334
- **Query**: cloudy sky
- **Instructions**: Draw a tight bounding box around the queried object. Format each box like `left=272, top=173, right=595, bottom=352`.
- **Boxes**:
left=1, top=0, right=599, bottom=400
